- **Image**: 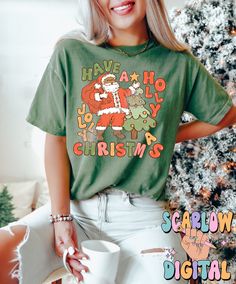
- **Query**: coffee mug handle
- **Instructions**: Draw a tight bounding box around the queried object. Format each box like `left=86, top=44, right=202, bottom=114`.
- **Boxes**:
left=63, top=246, right=75, bottom=274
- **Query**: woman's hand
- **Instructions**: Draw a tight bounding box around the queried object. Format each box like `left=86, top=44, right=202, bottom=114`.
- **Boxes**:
left=53, top=221, right=89, bottom=282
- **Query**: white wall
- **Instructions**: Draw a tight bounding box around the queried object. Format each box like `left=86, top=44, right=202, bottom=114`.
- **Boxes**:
left=0, top=0, right=77, bottom=181
left=0, top=0, right=186, bottom=182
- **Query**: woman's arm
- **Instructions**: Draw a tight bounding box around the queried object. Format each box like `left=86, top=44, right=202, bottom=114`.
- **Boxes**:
left=176, top=105, right=236, bottom=143
left=44, top=133, right=71, bottom=215
left=44, top=134, right=89, bottom=278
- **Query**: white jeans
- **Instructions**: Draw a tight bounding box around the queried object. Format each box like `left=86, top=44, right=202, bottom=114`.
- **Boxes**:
left=2, top=188, right=188, bottom=284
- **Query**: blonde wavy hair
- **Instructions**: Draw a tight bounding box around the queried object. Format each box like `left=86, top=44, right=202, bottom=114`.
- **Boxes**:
left=56, top=0, right=191, bottom=52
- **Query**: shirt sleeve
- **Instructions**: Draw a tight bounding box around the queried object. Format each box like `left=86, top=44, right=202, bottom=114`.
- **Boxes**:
left=25, top=47, right=67, bottom=136
left=184, top=53, right=233, bottom=125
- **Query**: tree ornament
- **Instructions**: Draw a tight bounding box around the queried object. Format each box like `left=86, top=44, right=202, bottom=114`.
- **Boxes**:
left=229, top=27, right=236, bottom=36
left=199, top=187, right=211, bottom=201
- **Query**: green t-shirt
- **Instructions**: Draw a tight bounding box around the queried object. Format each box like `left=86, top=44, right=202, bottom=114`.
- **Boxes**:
left=26, top=36, right=233, bottom=201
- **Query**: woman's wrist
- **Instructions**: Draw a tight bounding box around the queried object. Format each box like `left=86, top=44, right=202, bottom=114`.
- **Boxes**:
left=51, top=210, right=71, bottom=215
left=50, top=203, right=71, bottom=216
left=49, top=213, right=74, bottom=223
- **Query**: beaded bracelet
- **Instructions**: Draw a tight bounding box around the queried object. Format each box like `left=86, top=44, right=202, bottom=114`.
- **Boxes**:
left=49, top=213, right=74, bottom=223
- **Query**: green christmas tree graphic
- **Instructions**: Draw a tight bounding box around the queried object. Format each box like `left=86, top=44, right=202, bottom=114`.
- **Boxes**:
left=123, top=87, right=157, bottom=140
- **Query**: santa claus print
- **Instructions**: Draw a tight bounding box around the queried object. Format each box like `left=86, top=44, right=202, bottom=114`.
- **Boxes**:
left=81, top=73, right=140, bottom=141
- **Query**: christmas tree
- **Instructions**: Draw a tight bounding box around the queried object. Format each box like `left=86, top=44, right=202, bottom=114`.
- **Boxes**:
left=0, top=185, right=17, bottom=227
left=166, top=0, right=236, bottom=282
left=170, top=0, right=236, bottom=95
left=123, top=87, right=157, bottom=139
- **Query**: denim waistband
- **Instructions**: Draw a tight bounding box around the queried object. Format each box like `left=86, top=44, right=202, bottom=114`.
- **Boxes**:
left=97, top=188, right=167, bottom=205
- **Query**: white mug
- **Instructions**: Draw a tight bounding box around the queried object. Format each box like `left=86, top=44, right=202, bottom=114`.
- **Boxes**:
left=79, top=240, right=121, bottom=284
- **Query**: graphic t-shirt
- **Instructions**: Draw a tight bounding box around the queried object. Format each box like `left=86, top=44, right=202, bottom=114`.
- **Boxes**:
left=25, top=36, right=233, bottom=201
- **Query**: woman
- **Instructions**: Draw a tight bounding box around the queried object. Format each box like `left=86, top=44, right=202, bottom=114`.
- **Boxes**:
left=0, top=0, right=235, bottom=283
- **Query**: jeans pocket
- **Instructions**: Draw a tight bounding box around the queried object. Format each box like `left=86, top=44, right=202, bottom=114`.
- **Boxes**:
left=70, top=197, right=98, bottom=222
left=127, top=194, right=167, bottom=211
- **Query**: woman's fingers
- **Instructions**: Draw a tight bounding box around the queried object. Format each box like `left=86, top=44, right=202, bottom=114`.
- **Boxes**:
left=69, top=248, right=89, bottom=261
left=67, top=258, right=89, bottom=273
left=71, top=267, right=84, bottom=282
left=64, top=247, right=89, bottom=278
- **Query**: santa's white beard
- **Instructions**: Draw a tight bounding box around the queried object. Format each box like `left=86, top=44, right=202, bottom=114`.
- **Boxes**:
left=103, top=83, right=119, bottom=93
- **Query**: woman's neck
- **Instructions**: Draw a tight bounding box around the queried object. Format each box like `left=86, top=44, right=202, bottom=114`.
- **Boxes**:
left=107, top=22, right=150, bottom=47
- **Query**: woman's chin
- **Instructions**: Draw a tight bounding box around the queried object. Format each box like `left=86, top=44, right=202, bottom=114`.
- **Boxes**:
left=111, top=20, right=138, bottom=32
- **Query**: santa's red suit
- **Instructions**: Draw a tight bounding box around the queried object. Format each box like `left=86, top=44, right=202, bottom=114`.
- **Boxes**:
left=95, top=87, right=133, bottom=130
left=81, top=73, right=138, bottom=131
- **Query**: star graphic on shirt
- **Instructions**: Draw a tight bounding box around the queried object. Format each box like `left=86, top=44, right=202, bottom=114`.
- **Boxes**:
left=130, top=72, right=139, bottom=81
